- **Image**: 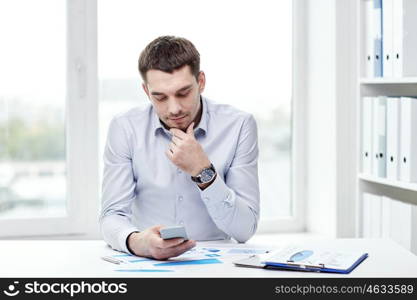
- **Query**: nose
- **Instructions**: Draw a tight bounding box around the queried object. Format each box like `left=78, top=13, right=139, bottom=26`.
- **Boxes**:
left=167, top=98, right=182, bottom=116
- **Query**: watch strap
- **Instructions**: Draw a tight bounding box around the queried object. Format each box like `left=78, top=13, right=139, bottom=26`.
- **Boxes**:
left=191, top=163, right=215, bottom=183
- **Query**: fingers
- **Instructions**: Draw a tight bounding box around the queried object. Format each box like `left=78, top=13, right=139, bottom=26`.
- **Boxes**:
left=151, top=226, right=189, bottom=249
left=168, top=240, right=196, bottom=258
left=142, top=225, right=197, bottom=260
left=171, top=135, right=181, bottom=146
left=153, top=240, right=196, bottom=260
left=151, top=225, right=165, bottom=232
left=170, top=128, right=187, bottom=139
left=165, top=143, right=178, bottom=162
left=186, top=122, right=195, bottom=134
left=168, top=142, right=178, bottom=152
left=165, top=148, right=173, bottom=156
left=155, top=237, right=186, bottom=249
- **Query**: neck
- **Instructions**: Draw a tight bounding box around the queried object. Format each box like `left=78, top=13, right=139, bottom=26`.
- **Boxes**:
left=191, top=97, right=203, bottom=130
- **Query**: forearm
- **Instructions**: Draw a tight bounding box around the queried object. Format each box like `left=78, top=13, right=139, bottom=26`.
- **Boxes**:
left=199, top=175, right=259, bottom=243
left=99, top=213, right=139, bottom=254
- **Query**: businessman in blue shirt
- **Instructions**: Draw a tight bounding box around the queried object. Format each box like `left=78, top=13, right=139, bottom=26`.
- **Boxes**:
left=100, top=36, right=260, bottom=260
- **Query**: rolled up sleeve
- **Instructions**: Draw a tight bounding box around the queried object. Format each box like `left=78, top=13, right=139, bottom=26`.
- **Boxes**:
left=200, top=114, right=260, bottom=242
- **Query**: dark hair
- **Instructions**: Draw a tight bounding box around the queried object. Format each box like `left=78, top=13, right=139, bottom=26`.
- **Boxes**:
left=138, top=36, right=200, bottom=81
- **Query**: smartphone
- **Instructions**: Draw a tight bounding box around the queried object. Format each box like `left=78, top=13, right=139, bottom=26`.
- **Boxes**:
left=159, top=226, right=189, bottom=241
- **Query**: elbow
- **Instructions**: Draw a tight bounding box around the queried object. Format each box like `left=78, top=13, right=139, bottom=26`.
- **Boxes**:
left=98, top=213, right=109, bottom=242
left=98, top=209, right=110, bottom=238
left=233, top=220, right=258, bottom=243
left=231, top=203, right=259, bottom=243
left=235, top=236, right=251, bottom=244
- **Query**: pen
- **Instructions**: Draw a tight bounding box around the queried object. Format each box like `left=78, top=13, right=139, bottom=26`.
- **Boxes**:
left=102, top=256, right=124, bottom=264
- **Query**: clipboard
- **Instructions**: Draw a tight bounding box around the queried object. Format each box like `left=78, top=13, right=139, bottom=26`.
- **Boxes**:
left=233, top=247, right=369, bottom=274
left=262, top=253, right=369, bottom=274
left=232, top=255, right=328, bottom=272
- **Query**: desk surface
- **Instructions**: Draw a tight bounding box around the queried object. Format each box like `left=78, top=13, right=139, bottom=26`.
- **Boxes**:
left=0, top=238, right=416, bottom=277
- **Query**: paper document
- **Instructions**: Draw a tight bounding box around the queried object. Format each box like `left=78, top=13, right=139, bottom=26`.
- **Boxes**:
left=260, top=245, right=368, bottom=273
left=105, top=246, right=271, bottom=273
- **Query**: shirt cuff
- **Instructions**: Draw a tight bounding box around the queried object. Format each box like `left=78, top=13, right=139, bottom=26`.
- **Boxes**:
left=119, top=227, right=140, bottom=255
left=199, top=174, right=235, bottom=210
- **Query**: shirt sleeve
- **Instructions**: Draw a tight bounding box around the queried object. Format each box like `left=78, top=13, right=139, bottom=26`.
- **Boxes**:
left=199, top=114, right=260, bottom=243
left=99, top=117, right=139, bottom=254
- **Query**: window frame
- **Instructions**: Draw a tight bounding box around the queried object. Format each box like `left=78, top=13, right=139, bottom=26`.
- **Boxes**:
left=256, top=0, right=307, bottom=233
left=0, top=0, right=99, bottom=238
left=0, top=0, right=306, bottom=238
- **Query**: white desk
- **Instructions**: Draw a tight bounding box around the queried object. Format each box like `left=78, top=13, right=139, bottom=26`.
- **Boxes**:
left=0, top=238, right=416, bottom=277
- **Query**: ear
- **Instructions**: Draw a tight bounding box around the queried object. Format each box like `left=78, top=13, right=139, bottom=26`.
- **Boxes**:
left=197, top=71, right=206, bottom=94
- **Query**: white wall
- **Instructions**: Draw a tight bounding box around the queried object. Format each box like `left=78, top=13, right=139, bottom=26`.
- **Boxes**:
left=303, top=0, right=357, bottom=237
left=305, top=0, right=337, bottom=236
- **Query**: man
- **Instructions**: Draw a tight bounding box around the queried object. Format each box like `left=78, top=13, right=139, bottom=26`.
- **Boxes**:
left=100, top=36, right=260, bottom=260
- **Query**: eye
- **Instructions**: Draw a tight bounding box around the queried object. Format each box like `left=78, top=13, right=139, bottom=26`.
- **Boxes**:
left=178, top=91, right=190, bottom=97
left=155, top=96, right=167, bottom=102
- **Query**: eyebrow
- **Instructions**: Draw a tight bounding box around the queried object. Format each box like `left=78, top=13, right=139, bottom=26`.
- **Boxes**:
left=151, top=84, right=193, bottom=96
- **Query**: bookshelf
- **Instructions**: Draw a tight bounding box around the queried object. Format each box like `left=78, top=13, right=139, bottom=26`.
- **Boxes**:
left=360, top=77, right=417, bottom=84
left=356, top=0, right=417, bottom=252
left=358, top=173, right=417, bottom=192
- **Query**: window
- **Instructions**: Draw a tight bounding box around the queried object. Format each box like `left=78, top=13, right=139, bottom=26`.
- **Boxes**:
left=99, top=0, right=296, bottom=230
left=0, top=0, right=301, bottom=237
left=0, top=0, right=66, bottom=218
left=0, top=0, right=97, bottom=237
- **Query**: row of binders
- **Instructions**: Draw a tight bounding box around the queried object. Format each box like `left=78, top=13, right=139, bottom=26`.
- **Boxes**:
left=364, top=0, right=417, bottom=77
left=361, top=96, right=417, bottom=182
left=362, top=193, right=413, bottom=250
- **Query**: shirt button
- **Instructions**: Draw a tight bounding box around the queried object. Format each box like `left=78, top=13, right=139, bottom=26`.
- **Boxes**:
left=178, top=195, right=183, bottom=201
left=177, top=168, right=182, bottom=174
left=179, top=220, right=184, bottom=225
left=224, top=201, right=232, bottom=208
left=203, top=197, right=209, bottom=202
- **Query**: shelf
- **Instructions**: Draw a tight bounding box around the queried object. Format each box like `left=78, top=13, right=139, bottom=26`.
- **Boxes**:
left=360, top=77, right=417, bottom=84
left=358, top=173, right=417, bottom=192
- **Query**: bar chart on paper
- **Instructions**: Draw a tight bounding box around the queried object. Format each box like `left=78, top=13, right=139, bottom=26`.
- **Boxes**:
left=107, top=247, right=271, bottom=273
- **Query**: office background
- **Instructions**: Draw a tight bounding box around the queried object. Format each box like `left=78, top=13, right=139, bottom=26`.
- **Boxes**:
left=0, top=0, right=416, bottom=256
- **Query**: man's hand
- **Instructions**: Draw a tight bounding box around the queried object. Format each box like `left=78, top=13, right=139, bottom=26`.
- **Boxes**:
left=127, top=225, right=196, bottom=260
left=165, top=122, right=211, bottom=176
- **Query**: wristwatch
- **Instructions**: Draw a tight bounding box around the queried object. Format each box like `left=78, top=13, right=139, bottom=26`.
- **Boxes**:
left=191, top=163, right=216, bottom=184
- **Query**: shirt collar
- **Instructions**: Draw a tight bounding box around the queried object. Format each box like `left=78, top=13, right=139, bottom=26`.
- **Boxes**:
left=152, top=96, right=208, bottom=136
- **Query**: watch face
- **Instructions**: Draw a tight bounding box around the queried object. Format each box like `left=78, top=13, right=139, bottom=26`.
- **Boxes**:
left=200, top=168, right=215, bottom=183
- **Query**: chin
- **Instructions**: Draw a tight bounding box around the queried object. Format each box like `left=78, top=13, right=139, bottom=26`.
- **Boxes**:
left=167, top=122, right=186, bottom=131
left=170, top=120, right=190, bottom=130
left=178, top=124, right=189, bottom=131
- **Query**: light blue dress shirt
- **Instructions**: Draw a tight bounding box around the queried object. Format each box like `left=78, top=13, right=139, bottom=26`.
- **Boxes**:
left=99, top=96, right=260, bottom=254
